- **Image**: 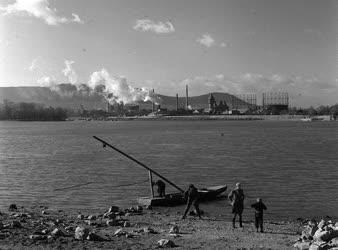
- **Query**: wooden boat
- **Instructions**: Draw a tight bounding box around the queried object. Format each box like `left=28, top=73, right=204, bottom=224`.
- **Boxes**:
left=93, top=136, right=227, bottom=207
left=138, top=185, right=227, bottom=206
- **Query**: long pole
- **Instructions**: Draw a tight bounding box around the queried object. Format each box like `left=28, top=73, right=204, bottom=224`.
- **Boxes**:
left=93, top=136, right=184, bottom=193
left=149, top=171, right=154, bottom=198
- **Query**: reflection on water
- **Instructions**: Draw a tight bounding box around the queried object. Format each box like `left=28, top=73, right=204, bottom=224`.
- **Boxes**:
left=0, top=120, right=337, bottom=220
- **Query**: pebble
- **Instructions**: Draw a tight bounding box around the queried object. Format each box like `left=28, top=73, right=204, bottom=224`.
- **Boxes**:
left=87, top=215, right=96, bottom=220
left=29, top=234, right=48, bottom=241
left=74, top=226, right=89, bottom=240
left=157, top=239, right=176, bottom=248
left=77, top=214, right=84, bottom=220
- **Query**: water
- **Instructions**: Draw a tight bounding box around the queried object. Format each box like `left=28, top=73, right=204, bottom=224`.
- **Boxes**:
left=0, top=120, right=337, bottom=220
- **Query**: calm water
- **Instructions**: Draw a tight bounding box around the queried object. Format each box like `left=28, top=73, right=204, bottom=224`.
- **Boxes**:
left=0, top=120, right=337, bottom=220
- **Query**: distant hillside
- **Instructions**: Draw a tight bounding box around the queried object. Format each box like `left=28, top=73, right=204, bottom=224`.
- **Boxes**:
left=156, top=92, right=248, bottom=110
left=0, top=86, right=106, bottom=110
left=0, top=86, right=248, bottom=110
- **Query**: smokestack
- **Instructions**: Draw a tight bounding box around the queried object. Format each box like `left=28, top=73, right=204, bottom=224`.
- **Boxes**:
left=152, top=89, right=155, bottom=113
left=176, top=94, right=179, bottom=111
left=185, top=85, right=189, bottom=110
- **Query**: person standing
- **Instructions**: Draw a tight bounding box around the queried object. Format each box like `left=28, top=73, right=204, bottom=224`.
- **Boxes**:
left=152, top=179, right=166, bottom=197
left=251, top=198, right=267, bottom=233
left=181, top=184, right=202, bottom=219
left=228, top=182, right=245, bottom=228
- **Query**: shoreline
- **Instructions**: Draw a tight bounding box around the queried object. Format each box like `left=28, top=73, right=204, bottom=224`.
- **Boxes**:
left=0, top=203, right=304, bottom=249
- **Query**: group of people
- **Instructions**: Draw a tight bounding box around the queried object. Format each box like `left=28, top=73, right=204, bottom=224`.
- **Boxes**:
left=152, top=180, right=267, bottom=233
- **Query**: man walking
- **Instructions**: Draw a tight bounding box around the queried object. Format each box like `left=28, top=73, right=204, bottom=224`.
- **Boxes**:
left=181, top=184, right=202, bottom=219
left=228, top=182, right=245, bottom=228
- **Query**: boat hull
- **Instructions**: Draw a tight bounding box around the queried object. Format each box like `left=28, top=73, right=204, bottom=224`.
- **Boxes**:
left=138, top=185, right=227, bottom=206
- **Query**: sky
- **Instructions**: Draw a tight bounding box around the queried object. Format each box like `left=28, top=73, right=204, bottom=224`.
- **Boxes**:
left=0, top=0, right=337, bottom=107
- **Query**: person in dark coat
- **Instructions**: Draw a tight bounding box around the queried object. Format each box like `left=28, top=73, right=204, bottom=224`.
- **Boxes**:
left=251, top=198, right=267, bottom=232
left=228, top=182, right=245, bottom=228
left=152, top=180, right=166, bottom=197
left=181, top=184, right=201, bottom=219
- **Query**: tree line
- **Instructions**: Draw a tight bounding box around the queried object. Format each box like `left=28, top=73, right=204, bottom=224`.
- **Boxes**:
left=0, top=100, right=68, bottom=121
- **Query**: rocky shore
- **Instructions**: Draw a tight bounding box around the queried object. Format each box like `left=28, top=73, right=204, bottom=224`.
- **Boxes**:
left=0, top=203, right=325, bottom=249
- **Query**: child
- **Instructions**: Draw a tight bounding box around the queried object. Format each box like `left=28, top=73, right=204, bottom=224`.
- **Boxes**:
left=251, top=198, right=267, bottom=233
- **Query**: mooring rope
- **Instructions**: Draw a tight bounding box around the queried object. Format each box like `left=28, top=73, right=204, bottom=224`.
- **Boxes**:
left=53, top=179, right=149, bottom=191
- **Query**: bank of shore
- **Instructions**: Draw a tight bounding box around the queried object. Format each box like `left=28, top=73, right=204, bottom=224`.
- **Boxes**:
left=0, top=204, right=304, bottom=249
left=94, top=114, right=333, bottom=122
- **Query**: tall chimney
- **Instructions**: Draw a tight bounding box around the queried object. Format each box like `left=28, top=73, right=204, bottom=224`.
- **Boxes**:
left=152, top=89, right=155, bottom=112
left=185, top=85, right=189, bottom=110
left=176, top=94, right=179, bottom=111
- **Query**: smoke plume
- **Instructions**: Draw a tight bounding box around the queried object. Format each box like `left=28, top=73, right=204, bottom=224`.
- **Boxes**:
left=62, top=60, right=78, bottom=84
left=88, top=68, right=157, bottom=104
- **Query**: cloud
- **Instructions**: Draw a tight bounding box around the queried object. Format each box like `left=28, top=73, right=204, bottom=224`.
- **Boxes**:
left=62, top=60, right=78, bottom=84
left=196, top=34, right=215, bottom=48
left=0, top=0, right=83, bottom=25
left=133, top=19, right=175, bottom=34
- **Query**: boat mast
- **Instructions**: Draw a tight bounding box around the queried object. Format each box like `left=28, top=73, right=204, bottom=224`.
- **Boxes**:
left=93, top=136, right=184, bottom=195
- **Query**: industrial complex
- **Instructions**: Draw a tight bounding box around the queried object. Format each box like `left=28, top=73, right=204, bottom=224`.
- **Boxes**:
left=103, top=85, right=290, bottom=117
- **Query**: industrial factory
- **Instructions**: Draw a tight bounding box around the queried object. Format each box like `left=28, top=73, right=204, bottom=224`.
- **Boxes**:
left=101, top=85, right=289, bottom=117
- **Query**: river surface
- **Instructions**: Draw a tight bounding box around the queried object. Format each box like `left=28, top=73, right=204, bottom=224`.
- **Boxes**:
left=0, top=120, right=337, bottom=220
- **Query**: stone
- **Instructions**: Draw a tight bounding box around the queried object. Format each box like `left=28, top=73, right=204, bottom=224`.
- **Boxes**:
left=146, top=205, right=152, bottom=210
left=74, top=226, right=89, bottom=240
left=11, top=220, right=21, bottom=228
left=41, top=210, right=47, bottom=215
left=136, top=206, right=143, bottom=212
left=9, top=204, right=17, bottom=211
left=330, top=237, right=338, bottom=247
left=77, top=214, right=84, bottom=220
left=29, top=234, right=47, bottom=241
left=106, top=219, right=117, bottom=226
left=143, top=226, right=156, bottom=234
left=87, top=215, right=96, bottom=220
left=0, top=221, right=3, bottom=229
left=124, top=213, right=131, bottom=217
left=103, top=212, right=115, bottom=219
left=41, top=229, right=48, bottom=234
left=293, top=241, right=311, bottom=250
left=318, top=220, right=326, bottom=229
left=309, top=241, right=329, bottom=250
left=125, top=233, right=134, bottom=238
left=123, top=221, right=130, bottom=227
left=108, top=206, right=120, bottom=213
left=157, top=239, right=176, bottom=248
left=169, top=225, right=179, bottom=234
left=51, top=228, right=67, bottom=237
left=65, top=226, right=74, bottom=232
left=85, top=220, right=95, bottom=226
left=114, top=228, right=126, bottom=237
left=86, top=232, right=105, bottom=241
left=55, top=219, right=62, bottom=224
left=314, top=228, right=338, bottom=242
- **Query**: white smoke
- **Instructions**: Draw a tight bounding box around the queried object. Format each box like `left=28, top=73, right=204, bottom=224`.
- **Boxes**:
left=37, top=76, right=57, bottom=87
left=88, top=68, right=157, bottom=104
left=62, top=60, right=78, bottom=84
